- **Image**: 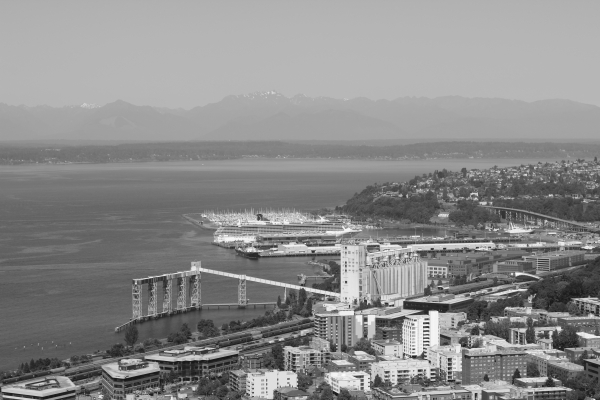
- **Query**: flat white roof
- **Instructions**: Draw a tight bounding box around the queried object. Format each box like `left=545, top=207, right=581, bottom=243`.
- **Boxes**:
left=102, top=361, right=160, bottom=379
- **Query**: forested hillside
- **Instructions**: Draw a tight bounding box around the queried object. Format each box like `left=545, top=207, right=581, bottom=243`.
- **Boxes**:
left=337, top=185, right=441, bottom=223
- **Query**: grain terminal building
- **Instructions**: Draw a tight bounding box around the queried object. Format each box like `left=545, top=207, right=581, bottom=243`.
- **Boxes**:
left=341, top=245, right=427, bottom=305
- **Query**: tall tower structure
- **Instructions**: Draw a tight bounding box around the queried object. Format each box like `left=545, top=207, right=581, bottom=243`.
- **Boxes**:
left=341, top=245, right=367, bottom=304
left=341, top=244, right=428, bottom=305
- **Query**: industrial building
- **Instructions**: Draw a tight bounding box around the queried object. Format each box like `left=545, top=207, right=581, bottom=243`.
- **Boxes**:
left=144, top=346, right=239, bottom=377
left=101, top=359, right=160, bottom=400
left=1, top=376, right=77, bottom=400
left=523, top=250, right=585, bottom=273
left=340, top=245, right=427, bottom=305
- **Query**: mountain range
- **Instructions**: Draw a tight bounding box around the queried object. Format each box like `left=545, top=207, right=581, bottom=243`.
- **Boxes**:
left=1, top=91, right=599, bottom=142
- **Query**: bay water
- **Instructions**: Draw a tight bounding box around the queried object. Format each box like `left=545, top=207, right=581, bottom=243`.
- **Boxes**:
left=0, top=158, right=555, bottom=369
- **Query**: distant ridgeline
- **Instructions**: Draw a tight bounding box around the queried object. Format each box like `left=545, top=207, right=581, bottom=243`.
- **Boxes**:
left=2, top=141, right=600, bottom=165
left=338, top=158, right=600, bottom=224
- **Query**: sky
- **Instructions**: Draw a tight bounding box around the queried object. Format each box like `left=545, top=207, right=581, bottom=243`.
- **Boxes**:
left=1, top=1, right=599, bottom=109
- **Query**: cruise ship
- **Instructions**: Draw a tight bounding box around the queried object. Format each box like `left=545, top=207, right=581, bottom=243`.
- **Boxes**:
left=214, top=220, right=361, bottom=243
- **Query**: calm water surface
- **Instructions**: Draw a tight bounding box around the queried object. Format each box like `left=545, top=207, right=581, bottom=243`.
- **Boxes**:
left=0, top=158, right=558, bottom=369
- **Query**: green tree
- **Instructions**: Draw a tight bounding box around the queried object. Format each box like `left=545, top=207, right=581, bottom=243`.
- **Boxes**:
left=512, top=368, right=521, bottom=384
left=297, top=373, right=313, bottom=391
left=124, top=324, right=139, bottom=348
left=277, top=295, right=282, bottom=308
left=545, top=377, right=555, bottom=387
left=373, top=374, right=383, bottom=387
left=338, top=389, right=352, bottom=400
left=470, top=325, right=480, bottom=335
left=320, top=385, right=334, bottom=400
left=483, top=374, right=489, bottom=382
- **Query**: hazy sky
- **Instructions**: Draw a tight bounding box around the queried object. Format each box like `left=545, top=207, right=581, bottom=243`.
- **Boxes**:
left=1, top=1, right=599, bottom=108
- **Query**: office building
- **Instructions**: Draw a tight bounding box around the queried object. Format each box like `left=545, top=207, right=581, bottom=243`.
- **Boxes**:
left=372, top=386, right=474, bottom=400
left=439, top=312, right=467, bottom=329
left=577, top=332, right=600, bottom=347
left=494, top=259, right=534, bottom=274
left=347, top=351, right=377, bottom=372
left=563, top=347, right=600, bottom=363
left=514, top=377, right=563, bottom=388
left=573, top=297, right=600, bottom=317
left=325, top=371, right=370, bottom=394
left=370, top=360, right=432, bottom=386
left=583, top=358, right=600, bottom=381
left=462, top=349, right=528, bottom=385
left=340, top=245, right=427, bottom=305
left=101, top=359, right=160, bottom=400
left=327, top=360, right=358, bottom=372
left=547, top=360, right=584, bottom=382
left=372, top=340, right=402, bottom=357
left=314, top=311, right=362, bottom=348
left=403, top=295, right=474, bottom=313
left=246, top=370, right=298, bottom=400
left=144, top=346, right=239, bottom=377
left=402, top=311, right=439, bottom=358
left=284, top=345, right=328, bottom=373
left=427, top=264, right=448, bottom=278
left=428, top=345, right=462, bottom=382
left=523, top=250, right=585, bottom=273
left=1, top=376, right=76, bottom=400
left=376, top=326, right=402, bottom=342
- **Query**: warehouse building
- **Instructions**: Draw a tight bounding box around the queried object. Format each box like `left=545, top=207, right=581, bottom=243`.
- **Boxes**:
left=523, top=250, right=585, bottom=273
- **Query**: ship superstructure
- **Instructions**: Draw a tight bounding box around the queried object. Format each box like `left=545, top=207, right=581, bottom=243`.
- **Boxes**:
left=206, top=209, right=361, bottom=243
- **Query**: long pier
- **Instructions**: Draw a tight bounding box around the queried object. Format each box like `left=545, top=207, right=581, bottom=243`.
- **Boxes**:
left=116, top=262, right=339, bottom=332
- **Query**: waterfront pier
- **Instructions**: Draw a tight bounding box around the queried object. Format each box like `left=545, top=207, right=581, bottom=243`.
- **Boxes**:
left=116, top=261, right=339, bottom=332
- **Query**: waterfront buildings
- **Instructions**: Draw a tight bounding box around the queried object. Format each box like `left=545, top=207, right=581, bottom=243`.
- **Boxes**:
left=101, top=359, right=160, bottom=400
left=340, top=244, right=427, bottom=305
left=1, top=376, right=76, bottom=400
left=229, top=370, right=248, bottom=393
left=461, top=349, right=528, bottom=385
left=273, top=387, right=309, bottom=400
left=372, top=386, right=475, bottom=400
left=522, top=250, right=585, bottom=273
left=144, top=346, right=239, bottom=377
left=402, top=311, right=439, bottom=358
left=246, top=370, right=298, bottom=400
left=324, top=371, right=370, bottom=394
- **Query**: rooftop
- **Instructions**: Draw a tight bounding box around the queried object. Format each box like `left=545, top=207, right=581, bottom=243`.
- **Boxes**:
left=146, top=347, right=238, bottom=362
left=3, top=376, right=75, bottom=394
left=102, top=360, right=160, bottom=379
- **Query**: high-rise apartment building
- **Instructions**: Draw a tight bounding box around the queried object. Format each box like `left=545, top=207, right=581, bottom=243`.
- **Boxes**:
left=402, top=311, right=439, bottom=358
left=314, top=311, right=375, bottom=348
